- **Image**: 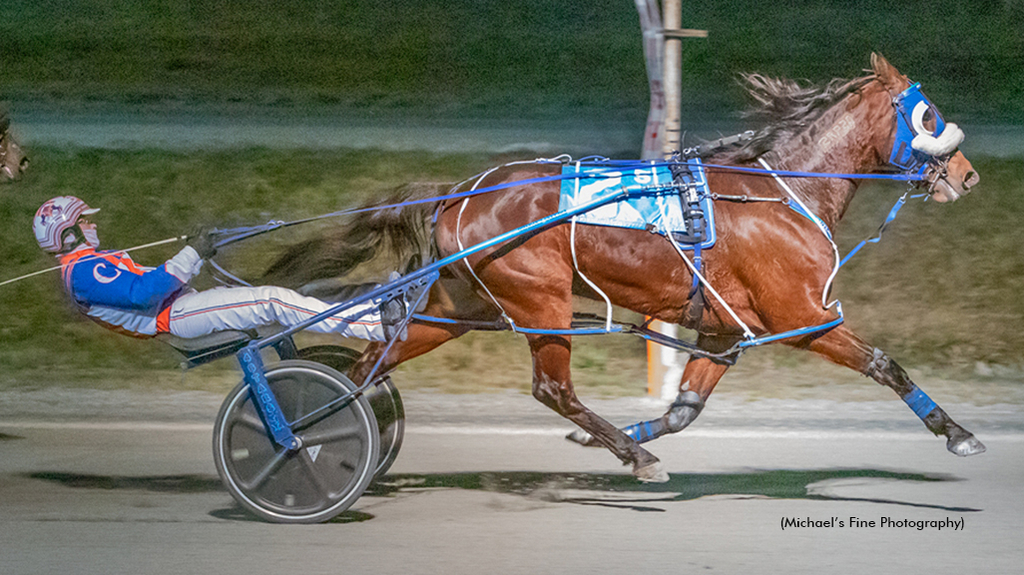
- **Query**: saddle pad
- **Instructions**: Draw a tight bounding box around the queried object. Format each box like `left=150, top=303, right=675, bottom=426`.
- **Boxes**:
left=557, top=159, right=715, bottom=249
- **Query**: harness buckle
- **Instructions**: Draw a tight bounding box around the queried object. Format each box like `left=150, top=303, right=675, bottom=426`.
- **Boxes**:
left=921, top=157, right=950, bottom=194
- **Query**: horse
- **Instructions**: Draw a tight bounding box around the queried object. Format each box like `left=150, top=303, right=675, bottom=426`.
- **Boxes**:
left=0, top=108, right=30, bottom=183
left=264, top=53, right=983, bottom=483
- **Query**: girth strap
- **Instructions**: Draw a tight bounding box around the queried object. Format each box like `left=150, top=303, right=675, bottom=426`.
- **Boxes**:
left=684, top=243, right=705, bottom=328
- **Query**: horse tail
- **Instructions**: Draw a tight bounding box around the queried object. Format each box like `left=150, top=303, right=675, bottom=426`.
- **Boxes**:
left=261, top=182, right=445, bottom=292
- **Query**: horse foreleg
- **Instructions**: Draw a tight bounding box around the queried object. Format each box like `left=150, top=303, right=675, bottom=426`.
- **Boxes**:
left=805, top=325, right=986, bottom=456
left=567, top=334, right=737, bottom=446
left=528, top=334, right=668, bottom=483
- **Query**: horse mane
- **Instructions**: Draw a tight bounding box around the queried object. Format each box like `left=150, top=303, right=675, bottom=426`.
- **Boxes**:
left=261, top=182, right=445, bottom=290
left=710, top=72, right=876, bottom=163
left=261, top=72, right=876, bottom=290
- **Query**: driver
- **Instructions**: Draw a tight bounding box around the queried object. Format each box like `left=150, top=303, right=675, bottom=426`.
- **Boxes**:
left=33, top=196, right=404, bottom=342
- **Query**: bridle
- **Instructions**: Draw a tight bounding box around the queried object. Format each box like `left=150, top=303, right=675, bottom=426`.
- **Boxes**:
left=0, top=114, right=9, bottom=165
left=885, top=81, right=963, bottom=195
left=0, top=131, right=8, bottom=166
left=0, top=131, right=12, bottom=180
left=0, top=125, right=29, bottom=181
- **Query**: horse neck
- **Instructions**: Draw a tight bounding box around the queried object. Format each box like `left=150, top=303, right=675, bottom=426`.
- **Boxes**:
left=760, top=82, right=893, bottom=232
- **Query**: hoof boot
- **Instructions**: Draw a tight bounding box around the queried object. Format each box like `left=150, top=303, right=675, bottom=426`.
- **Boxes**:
left=565, top=429, right=601, bottom=447
left=947, top=434, right=986, bottom=457
left=633, top=461, right=669, bottom=483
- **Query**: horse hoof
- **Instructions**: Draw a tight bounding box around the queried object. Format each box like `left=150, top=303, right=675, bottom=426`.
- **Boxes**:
left=947, top=434, right=987, bottom=457
left=565, top=429, right=601, bottom=447
left=633, top=462, right=669, bottom=483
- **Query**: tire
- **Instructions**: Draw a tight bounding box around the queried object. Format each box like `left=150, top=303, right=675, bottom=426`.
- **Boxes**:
left=213, top=360, right=379, bottom=524
left=296, top=345, right=405, bottom=478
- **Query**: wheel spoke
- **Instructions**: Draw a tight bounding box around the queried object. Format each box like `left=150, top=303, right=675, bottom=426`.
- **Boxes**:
left=298, top=451, right=336, bottom=501
left=301, top=427, right=364, bottom=446
left=291, top=395, right=355, bottom=432
left=241, top=448, right=290, bottom=491
left=235, top=411, right=267, bottom=433
left=292, top=384, right=307, bottom=422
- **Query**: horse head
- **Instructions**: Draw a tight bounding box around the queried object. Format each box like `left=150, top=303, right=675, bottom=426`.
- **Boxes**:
left=871, top=53, right=978, bottom=203
left=0, top=108, right=30, bottom=183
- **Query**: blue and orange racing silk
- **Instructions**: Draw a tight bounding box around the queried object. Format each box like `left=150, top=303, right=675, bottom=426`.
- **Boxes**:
left=59, top=246, right=203, bottom=337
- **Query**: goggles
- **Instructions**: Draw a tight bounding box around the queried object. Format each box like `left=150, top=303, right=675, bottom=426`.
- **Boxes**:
left=889, top=82, right=963, bottom=173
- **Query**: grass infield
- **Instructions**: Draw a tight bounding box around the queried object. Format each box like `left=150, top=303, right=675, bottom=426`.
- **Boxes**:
left=1, top=148, right=1022, bottom=396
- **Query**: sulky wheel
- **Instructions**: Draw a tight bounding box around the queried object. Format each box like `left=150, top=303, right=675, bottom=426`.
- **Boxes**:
left=213, top=360, right=379, bottom=524
left=297, top=345, right=405, bottom=478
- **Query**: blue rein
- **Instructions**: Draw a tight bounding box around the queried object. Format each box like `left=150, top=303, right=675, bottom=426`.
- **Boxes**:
left=839, top=192, right=929, bottom=268
left=212, top=157, right=930, bottom=360
left=209, top=160, right=927, bottom=248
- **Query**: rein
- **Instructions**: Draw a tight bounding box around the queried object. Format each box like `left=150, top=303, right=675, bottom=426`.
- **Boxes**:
left=208, top=159, right=928, bottom=249
left=1, top=156, right=929, bottom=294
left=0, top=235, right=188, bottom=288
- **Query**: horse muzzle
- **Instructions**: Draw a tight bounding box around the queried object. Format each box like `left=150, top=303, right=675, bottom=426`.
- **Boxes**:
left=925, top=150, right=979, bottom=203
left=0, top=143, right=29, bottom=183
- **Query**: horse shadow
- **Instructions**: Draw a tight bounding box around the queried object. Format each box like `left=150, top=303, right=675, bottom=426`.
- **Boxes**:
left=365, top=468, right=978, bottom=514
left=26, top=466, right=979, bottom=523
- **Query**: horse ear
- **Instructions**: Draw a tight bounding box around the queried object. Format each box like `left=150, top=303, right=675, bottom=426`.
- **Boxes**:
left=871, top=53, right=905, bottom=91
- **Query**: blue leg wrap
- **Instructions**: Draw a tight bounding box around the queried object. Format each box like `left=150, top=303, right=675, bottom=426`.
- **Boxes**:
left=620, top=391, right=704, bottom=444
left=623, top=419, right=666, bottom=444
left=902, top=385, right=938, bottom=420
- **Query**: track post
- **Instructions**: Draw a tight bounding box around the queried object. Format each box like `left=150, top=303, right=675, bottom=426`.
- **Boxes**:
left=637, top=0, right=707, bottom=396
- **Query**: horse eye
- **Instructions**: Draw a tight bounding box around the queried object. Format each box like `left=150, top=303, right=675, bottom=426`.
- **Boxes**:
left=922, top=108, right=936, bottom=131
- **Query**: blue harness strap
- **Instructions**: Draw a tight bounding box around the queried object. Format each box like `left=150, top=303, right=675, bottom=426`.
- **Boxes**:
left=839, top=193, right=926, bottom=268
left=689, top=243, right=702, bottom=297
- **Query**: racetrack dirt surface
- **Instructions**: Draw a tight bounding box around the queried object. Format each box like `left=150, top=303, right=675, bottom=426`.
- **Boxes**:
left=1, top=388, right=1022, bottom=575
left=4, top=108, right=1023, bottom=573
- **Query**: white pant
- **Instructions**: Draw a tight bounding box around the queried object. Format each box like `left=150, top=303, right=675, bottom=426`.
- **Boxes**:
left=167, top=286, right=385, bottom=341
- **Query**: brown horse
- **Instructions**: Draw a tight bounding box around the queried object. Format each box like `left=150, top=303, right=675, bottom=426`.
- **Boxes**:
left=0, top=108, right=30, bottom=183
left=266, top=54, right=982, bottom=482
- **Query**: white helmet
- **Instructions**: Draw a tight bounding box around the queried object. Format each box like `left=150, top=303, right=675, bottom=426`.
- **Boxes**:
left=33, top=196, right=100, bottom=253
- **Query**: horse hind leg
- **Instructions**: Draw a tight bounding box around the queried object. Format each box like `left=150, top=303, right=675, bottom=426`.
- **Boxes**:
left=348, top=278, right=490, bottom=384
left=566, top=388, right=705, bottom=447
left=807, top=325, right=985, bottom=456
left=568, top=334, right=737, bottom=447
left=529, top=333, right=669, bottom=483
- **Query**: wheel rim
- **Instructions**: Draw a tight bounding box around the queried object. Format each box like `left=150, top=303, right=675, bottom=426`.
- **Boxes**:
left=214, top=361, right=378, bottom=523
left=296, top=346, right=405, bottom=477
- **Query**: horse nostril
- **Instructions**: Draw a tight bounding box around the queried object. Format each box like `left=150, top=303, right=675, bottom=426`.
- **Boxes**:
left=963, top=170, right=979, bottom=188
left=20, top=157, right=29, bottom=171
